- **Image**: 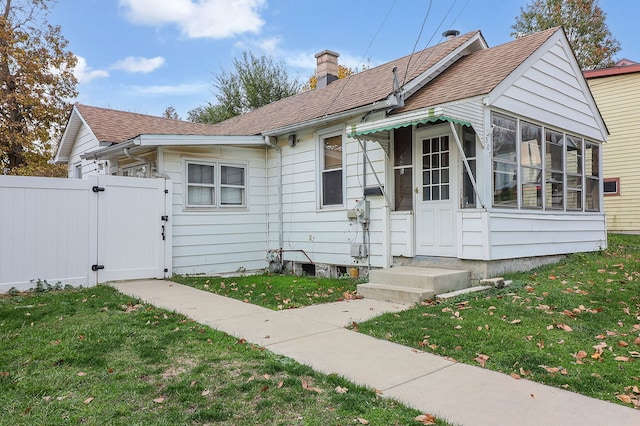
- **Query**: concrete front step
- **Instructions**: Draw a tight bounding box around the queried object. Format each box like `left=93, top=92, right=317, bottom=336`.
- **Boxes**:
left=369, top=266, right=470, bottom=294
left=356, top=283, right=435, bottom=304
left=358, top=266, right=472, bottom=303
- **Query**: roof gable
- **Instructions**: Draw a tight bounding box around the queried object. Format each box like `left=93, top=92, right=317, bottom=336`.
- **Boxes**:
left=489, top=28, right=607, bottom=141
left=396, top=28, right=559, bottom=114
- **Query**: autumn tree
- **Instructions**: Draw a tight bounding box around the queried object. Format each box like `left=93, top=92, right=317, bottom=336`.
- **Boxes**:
left=188, top=51, right=300, bottom=124
left=512, top=0, right=620, bottom=70
left=0, top=0, right=77, bottom=176
left=303, top=64, right=359, bottom=91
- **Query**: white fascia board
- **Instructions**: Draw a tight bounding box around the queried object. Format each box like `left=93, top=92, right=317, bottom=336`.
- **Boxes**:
left=80, top=134, right=266, bottom=160
left=80, top=140, right=137, bottom=160
left=136, top=134, right=265, bottom=146
left=402, top=32, right=488, bottom=100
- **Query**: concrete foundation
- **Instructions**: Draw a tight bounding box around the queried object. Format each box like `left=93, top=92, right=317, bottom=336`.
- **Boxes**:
left=393, top=254, right=567, bottom=284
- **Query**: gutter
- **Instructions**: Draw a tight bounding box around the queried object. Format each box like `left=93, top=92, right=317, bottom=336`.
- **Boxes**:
left=262, top=99, right=397, bottom=137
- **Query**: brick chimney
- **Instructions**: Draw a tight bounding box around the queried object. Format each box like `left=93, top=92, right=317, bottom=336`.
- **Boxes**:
left=315, top=50, right=340, bottom=89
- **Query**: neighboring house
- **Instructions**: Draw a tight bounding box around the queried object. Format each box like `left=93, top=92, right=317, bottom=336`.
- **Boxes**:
left=584, top=60, right=640, bottom=233
left=55, top=27, right=607, bottom=280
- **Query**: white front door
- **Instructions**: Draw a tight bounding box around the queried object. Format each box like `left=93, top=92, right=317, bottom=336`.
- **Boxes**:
left=415, top=127, right=457, bottom=256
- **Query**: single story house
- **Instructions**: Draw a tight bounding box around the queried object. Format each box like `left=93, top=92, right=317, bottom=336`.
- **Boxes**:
left=584, top=59, right=640, bottom=233
left=54, top=27, right=607, bottom=281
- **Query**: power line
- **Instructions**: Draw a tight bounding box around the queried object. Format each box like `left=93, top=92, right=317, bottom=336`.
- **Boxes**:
left=321, top=0, right=399, bottom=118
left=402, top=0, right=433, bottom=86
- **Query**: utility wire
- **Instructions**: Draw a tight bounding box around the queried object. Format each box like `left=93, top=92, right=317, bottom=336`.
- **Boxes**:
left=321, top=0, right=398, bottom=118
left=401, top=0, right=432, bottom=86
left=410, top=0, right=459, bottom=77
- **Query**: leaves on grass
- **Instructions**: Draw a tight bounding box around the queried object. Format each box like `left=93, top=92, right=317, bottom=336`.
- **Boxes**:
left=83, top=397, right=94, bottom=404
left=356, top=418, right=370, bottom=425
left=335, top=386, right=349, bottom=394
left=153, top=396, right=166, bottom=403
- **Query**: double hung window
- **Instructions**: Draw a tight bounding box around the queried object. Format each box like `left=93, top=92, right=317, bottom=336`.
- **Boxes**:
left=185, top=160, right=246, bottom=209
left=320, top=132, right=344, bottom=207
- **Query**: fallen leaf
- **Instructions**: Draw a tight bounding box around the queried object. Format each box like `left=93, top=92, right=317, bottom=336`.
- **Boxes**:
left=510, top=319, right=522, bottom=324
left=618, top=341, right=629, bottom=347
left=153, top=396, right=166, bottom=403
left=277, top=381, right=284, bottom=388
left=617, top=394, right=633, bottom=404
left=77, top=371, right=87, bottom=377
left=414, top=413, right=437, bottom=424
left=556, top=324, right=573, bottom=332
left=474, top=354, right=489, bottom=368
left=83, top=397, right=94, bottom=404
left=615, top=356, right=630, bottom=362
left=201, top=390, right=210, bottom=396
left=510, top=373, right=521, bottom=380
left=335, top=386, right=348, bottom=394
left=356, top=418, right=370, bottom=425
left=301, top=379, right=324, bottom=394
left=261, top=385, right=269, bottom=392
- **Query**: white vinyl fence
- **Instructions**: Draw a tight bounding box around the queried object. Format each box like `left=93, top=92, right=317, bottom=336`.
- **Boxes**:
left=0, top=175, right=171, bottom=292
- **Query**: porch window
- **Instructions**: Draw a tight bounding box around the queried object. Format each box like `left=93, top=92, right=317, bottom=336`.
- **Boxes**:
left=492, top=113, right=518, bottom=207
left=393, top=126, right=413, bottom=211
left=185, top=160, right=246, bottom=209
left=565, top=135, right=583, bottom=210
left=491, top=111, right=602, bottom=213
left=545, top=129, right=564, bottom=210
left=520, top=121, right=542, bottom=209
left=462, top=126, right=477, bottom=208
left=585, top=142, right=600, bottom=210
left=321, top=133, right=344, bottom=206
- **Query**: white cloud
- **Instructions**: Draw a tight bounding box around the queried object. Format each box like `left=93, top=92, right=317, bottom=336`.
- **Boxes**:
left=74, top=56, right=110, bottom=84
left=128, top=82, right=209, bottom=96
left=120, top=0, right=265, bottom=39
left=111, top=56, right=166, bottom=73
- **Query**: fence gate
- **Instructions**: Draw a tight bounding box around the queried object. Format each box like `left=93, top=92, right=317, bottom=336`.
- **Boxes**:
left=0, top=175, right=171, bottom=292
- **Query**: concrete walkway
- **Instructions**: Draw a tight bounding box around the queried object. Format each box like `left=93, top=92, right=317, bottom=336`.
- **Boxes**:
left=111, top=280, right=640, bottom=426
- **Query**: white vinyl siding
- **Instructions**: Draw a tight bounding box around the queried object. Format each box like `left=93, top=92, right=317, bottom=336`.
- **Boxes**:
left=163, top=147, right=267, bottom=275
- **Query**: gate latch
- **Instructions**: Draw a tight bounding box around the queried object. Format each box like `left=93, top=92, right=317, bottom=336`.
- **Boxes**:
left=91, top=264, right=105, bottom=271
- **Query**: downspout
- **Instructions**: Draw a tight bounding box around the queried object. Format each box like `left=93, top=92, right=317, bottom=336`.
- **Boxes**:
left=264, top=135, right=284, bottom=250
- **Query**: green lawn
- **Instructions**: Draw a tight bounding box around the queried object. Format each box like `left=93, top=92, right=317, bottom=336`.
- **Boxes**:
left=172, top=273, right=360, bottom=310
left=357, top=233, right=640, bottom=409
left=0, top=286, right=447, bottom=425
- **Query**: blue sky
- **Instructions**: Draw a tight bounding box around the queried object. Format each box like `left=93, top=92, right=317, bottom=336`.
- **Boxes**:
left=49, top=0, right=640, bottom=119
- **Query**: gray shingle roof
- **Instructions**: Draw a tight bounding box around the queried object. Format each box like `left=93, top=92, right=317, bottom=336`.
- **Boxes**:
left=75, top=104, right=221, bottom=143
left=211, top=31, right=481, bottom=136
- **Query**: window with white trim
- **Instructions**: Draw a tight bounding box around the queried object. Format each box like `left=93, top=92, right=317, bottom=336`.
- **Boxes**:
left=491, top=111, right=602, bottom=212
left=320, top=131, right=344, bottom=207
left=185, top=160, right=246, bottom=209
left=603, top=177, right=619, bottom=196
